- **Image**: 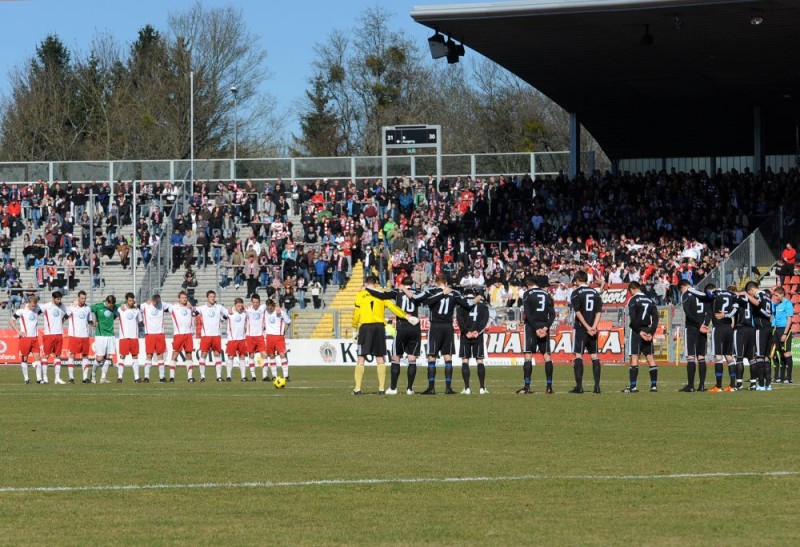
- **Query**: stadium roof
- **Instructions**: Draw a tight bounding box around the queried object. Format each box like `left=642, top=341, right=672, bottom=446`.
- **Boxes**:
left=411, top=0, right=800, bottom=160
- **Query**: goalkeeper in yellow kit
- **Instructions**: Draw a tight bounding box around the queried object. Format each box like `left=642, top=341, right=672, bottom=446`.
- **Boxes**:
left=352, top=275, right=419, bottom=395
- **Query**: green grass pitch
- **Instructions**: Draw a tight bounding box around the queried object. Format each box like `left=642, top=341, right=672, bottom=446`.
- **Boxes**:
left=2, top=365, right=800, bottom=545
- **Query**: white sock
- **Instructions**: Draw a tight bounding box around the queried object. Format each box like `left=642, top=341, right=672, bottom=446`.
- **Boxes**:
left=42, top=363, right=49, bottom=383
left=116, top=362, right=124, bottom=379
left=216, top=363, right=224, bottom=379
left=144, top=362, right=152, bottom=379
left=271, top=362, right=278, bottom=378
left=170, top=364, right=176, bottom=379
left=53, top=361, right=60, bottom=381
left=282, top=363, right=289, bottom=378
left=187, top=361, right=194, bottom=379
left=21, top=363, right=29, bottom=381
left=263, top=361, right=271, bottom=379
left=34, top=362, right=42, bottom=382
left=238, top=358, right=246, bottom=379
left=101, top=359, right=110, bottom=380
left=226, top=360, right=234, bottom=379
left=67, top=360, right=74, bottom=380
left=132, top=361, right=140, bottom=381
left=199, top=362, right=205, bottom=379
left=248, top=357, right=257, bottom=379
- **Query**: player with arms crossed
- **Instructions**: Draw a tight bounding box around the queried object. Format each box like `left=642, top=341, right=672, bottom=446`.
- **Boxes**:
left=570, top=270, right=603, bottom=394
left=365, top=276, right=428, bottom=395
left=351, top=275, right=416, bottom=395
left=65, top=291, right=94, bottom=384
left=519, top=275, right=556, bottom=394
left=245, top=294, right=268, bottom=382
left=140, top=294, right=171, bottom=382
left=678, top=280, right=712, bottom=392
left=264, top=299, right=292, bottom=381
left=456, top=289, right=491, bottom=394
left=10, top=296, right=42, bottom=384
left=422, top=275, right=473, bottom=395
left=42, top=291, right=68, bottom=384
left=226, top=298, right=249, bottom=381
left=169, top=291, right=196, bottom=382
left=196, top=290, right=229, bottom=382
left=622, top=281, right=660, bottom=393
left=117, top=292, right=143, bottom=382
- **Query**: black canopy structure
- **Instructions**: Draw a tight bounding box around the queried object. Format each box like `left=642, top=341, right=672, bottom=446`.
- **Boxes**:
left=411, top=0, right=800, bottom=173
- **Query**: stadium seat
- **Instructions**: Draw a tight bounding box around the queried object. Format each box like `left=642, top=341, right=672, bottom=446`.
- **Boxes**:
left=792, top=295, right=800, bottom=304
left=791, top=276, right=800, bottom=285
left=793, top=304, right=800, bottom=314
left=793, top=324, right=800, bottom=334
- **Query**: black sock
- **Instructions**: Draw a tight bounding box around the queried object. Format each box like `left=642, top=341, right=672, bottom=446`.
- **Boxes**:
left=444, top=360, right=453, bottom=389
left=778, top=354, right=786, bottom=381
left=728, top=360, right=737, bottom=387
left=573, top=358, right=584, bottom=389
left=390, top=361, right=401, bottom=390
left=715, top=361, right=724, bottom=388
left=592, top=359, right=601, bottom=389
left=477, top=362, right=486, bottom=389
left=523, top=359, right=532, bottom=387
left=787, top=356, right=793, bottom=381
left=649, top=365, right=658, bottom=386
left=629, top=365, right=639, bottom=387
left=461, top=363, right=470, bottom=389
left=427, top=360, right=436, bottom=390
left=545, top=360, right=553, bottom=387
left=698, top=358, right=707, bottom=388
left=407, top=361, right=417, bottom=391
left=756, top=359, right=766, bottom=386
left=686, top=359, right=697, bottom=388
left=735, top=358, right=744, bottom=386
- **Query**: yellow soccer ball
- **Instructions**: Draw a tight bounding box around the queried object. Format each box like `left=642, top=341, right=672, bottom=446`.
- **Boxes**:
left=273, top=376, right=287, bottom=389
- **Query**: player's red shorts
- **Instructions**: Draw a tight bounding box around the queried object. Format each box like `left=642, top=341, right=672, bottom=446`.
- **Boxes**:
left=173, top=334, right=193, bottom=354
left=266, top=335, right=287, bottom=355
left=42, top=334, right=63, bottom=356
left=145, top=334, right=167, bottom=355
left=226, top=340, right=247, bottom=357
left=118, top=338, right=139, bottom=357
left=18, top=337, right=39, bottom=357
left=246, top=335, right=267, bottom=354
left=200, top=336, right=222, bottom=353
left=69, top=337, right=91, bottom=356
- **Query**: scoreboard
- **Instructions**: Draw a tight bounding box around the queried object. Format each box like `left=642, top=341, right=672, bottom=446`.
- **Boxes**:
left=384, top=126, right=438, bottom=147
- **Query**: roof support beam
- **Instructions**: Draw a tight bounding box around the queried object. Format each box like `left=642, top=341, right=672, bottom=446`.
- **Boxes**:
left=569, top=112, right=581, bottom=180
left=754, top=105, right=765, bottom=176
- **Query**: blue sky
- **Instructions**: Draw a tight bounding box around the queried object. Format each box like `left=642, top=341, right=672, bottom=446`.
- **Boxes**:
left=0, top=0, right=469, bottom=137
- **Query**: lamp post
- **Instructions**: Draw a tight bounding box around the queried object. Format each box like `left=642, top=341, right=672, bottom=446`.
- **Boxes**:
left=230, top=85, right=238, bottom=180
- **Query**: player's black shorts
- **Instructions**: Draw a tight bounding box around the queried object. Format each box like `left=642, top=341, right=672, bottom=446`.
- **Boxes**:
left=774, top=330, right=793, bottom=356
left=684, top=326, right=708, bottom=359
left=573, top=327, right=598, bottom=355
left=428, top=323, right=455, bottom=356
left=628, top=330, right=653, bottom=356
left=459, top=335, right=485, bottom=360
left=755, top=328, right=772, bottom=358
left=524, top=324, right=550, bottom=354
left=734, top=327, right=755, bottom=360
left=358, top=323, right=386, bottom=357
left=712, top=323, right=734, bottom=355
left=394, top=327, right=421, bottom=357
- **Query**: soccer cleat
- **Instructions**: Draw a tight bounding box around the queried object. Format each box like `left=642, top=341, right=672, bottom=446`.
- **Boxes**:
left=545, top=386, right=554, bottom=394
left=755, top=385, right=766, bottom=391
left=385, top=388, right=398, bottom=395
left=461, top=388, right=471, bottom=395
left=569, top=387, right=584, bottom=394
left=419, top=388, right=436, bottom=395
left=144, top=378, right=150, bottom=383
left=377, top=390, right=385, bottom=395
left=723, top=386, right=735, bottom=392
left=479, top=388, right=489, bottom=395
left=285, top=376, right=291, bottom=382
left=216, top=378, right=224, bottom=382
left=200, top=378, right=206, bottom=383
left=116, top=379, right=123, bottom=384
left=515, top=386, right=532, bottom=394
left=351, top=390, right=362, bottom=395
left=697, top=386, right=706, bottom=392
left=708, top=386, right=723, bottom=393
left=55, top=378, right=66, bottom=385
left=593, top=387, right=602, bottom=394
left=241, top=378, right=248, bottom=382
left=25, top=379, right=31, bottom=384
left=188, top=378, right=195, bottom=383
left=69, top=379, right=75, bottom=384
left=82, top=379, right=90, bottom=384
left=42, top=380, right=49, bottom=384
left=678, top=385, right=695, bottom=393
left=445, top=387, right=457, bottom=395
left=100, top=378, right=110, bottom=384
left=226, top=377, right=232, bottom=382
left=650, top=385, right=658, bottom=393
left=784, top=379, right=791, bottom=384
left=622, top=386, right=639, bottom=393
left=263, top=377, right=272, bottom=382
left=406, top=389, right=414, bottom=395
left=134, top=379, right=142, bottom=383
left=766, top=385, right=774, bottom=391
left=169, top=378, right=175, bottom=383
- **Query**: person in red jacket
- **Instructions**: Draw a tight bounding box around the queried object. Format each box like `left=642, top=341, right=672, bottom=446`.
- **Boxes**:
left=781, top=243, right=796, bottom=277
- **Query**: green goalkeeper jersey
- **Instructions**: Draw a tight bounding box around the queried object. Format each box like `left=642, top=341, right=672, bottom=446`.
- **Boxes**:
left=90, top=302, right=120, bottom=336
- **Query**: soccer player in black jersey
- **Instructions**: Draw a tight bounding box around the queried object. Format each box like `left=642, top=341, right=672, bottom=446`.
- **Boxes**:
left=731, top=286, right=757, bottom=390
left=366, top=276, right=428, bottom=395
left=519, top=275, right=556, bottom=394
left=708, top=284, right=738, bottom=392
left=678, top=280, right=712, bottom=392
left=569, top=270, right=603, bottom=394
left=456, top=289, right=491, bottom=394
left=623, top=282, right=659, bottom=393
left=423, top=274, right=473, bottom=395
left=737, top=281, right=773, bottom=390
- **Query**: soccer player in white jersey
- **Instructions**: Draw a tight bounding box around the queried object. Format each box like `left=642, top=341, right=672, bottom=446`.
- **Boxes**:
left=226, top=298, right=248, bottom=381
left=65, top=291, right=93, bottom=383
left=117, top=292, right=143, bottom=382
left=245, top=293, right=268, bottom=381
left=141, top=293, right=171, bottom=382
left=264, top=299, right=292, bottom=381
left=10, top=296, right=42, bottom=384
left=196, top=290, right=229, bottom=382
left=169, top=291, right=196, bottom=382
left=41, top=291, right=68, bottom=384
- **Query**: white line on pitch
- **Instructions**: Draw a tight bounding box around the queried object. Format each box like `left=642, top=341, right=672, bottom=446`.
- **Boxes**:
left=2, top=470, right=799, bottom=494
